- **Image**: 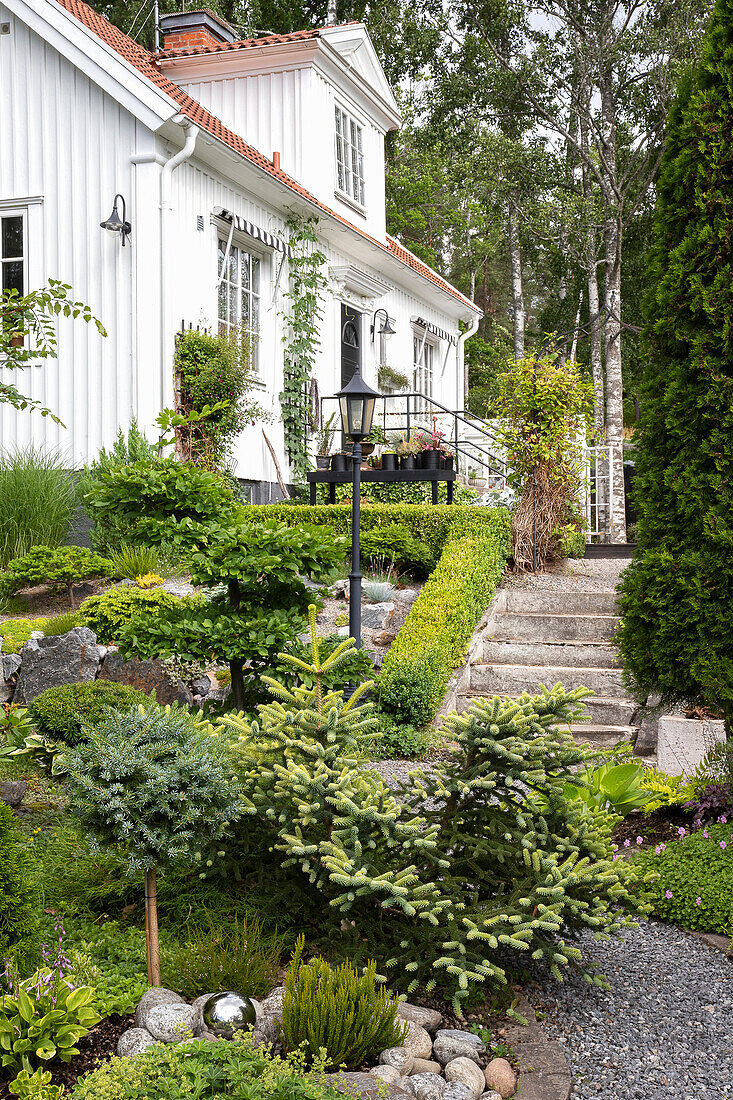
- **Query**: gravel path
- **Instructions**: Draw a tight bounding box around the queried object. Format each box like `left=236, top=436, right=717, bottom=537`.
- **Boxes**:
left=533, top=920, right=733, bottom=1100
left=502, top=557, right=627, bottom=592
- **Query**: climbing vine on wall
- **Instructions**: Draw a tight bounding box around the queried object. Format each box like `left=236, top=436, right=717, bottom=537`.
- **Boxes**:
left=279, top=215, right=329, bottom=483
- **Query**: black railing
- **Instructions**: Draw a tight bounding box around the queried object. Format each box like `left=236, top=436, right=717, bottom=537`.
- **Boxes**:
left=320, top=391, right=507, bottom=481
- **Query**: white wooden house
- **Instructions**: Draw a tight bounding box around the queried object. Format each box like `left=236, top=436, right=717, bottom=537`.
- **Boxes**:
left=0, top=0, right=481, bottom=498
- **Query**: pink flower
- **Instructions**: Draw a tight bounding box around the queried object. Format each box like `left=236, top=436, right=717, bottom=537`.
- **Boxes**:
left=624, top=839, right=631, bottom=848
left=696, top=897, right=702, bottom=905
left=654, top=845, right=663, bottom=855
left=636, top=836, right=643, bottom=845
left=611, top=844, right=618, bottom=852
left=665, top=890, right=673, bottom=899
left=720, top=816, right=728, bottom=824
left=703, top=830, right=709, bottom=839
left=677, top=827, right=686, bottom=837
left=720, top=841, right=727, bottom=849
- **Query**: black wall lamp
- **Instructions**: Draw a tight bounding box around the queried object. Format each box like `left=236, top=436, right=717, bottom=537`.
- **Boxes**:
left=100, top=194, right=132, bottom=247
left=370, top=307, right=396, bottom=342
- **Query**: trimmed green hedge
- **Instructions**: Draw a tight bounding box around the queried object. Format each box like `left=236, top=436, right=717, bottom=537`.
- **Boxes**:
left=379, top=529, right=509, bottom=724
left=253, top=503, right=502, bottom=559
left=255, top=504, right=510, bottom=726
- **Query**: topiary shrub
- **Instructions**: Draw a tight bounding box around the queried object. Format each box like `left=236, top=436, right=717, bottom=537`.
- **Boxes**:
left=79, top=585, right=195, bottom=644
left=633, top=823, right=733, bottom=934
left=0, top=802, right=36, bottom=976
left=0, top=546, right=111, bottom=609
left=280, top=936, right=406, bottom=1069
left=29, top=681, right=154, bottom=745
left=618, top=0, right=733, bottom=722
left=360, top=524, right=436, bottom=577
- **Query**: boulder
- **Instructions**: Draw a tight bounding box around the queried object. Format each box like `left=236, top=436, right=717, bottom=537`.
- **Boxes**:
left=435, top=1030, right=483, bottom=1049
left=14, top=628, right=101, bottom=704
left=402, top=1021, right=433, bottom=1060
left=324, top=1071, right=412, bottom=1100
left=134, top=988, right=185, bottom=1029
left=442, top=1084, right=475, bottom=1100
left=191, top=676, right=211, bottom=698
left=410, top=1061, right=442, bottom=1076
left=98, top=652, right=193, bottom=706
left=480, top=1093, right=502, bottom=1100
left=405, top=1073, right=445, bottom=1100
left=444, top=1059, right=485, bottom=1099
left=2, top=653, right=21, bottom=681
left=372, top=631, right=397, bottom=647
left=371, top=1066, right=402, bottom=1085
left=117, top=1027, right=159, bottom=1058
left=379, top=1046, right=414, bottom=1075
left=483, top=1059, right=516, bottom=1099
left=397, top=1003, right=442, bottom=1034
left=145, top=1003, right=196, bottom=1042
left=191, top=992, right=218, bottom=1036
left=162, top=582, right=196, bottom=597
left=433, top=1038, right=482, bottom=1067
left=361, top=602, right=394, bottom=631
left=0, top=781, right=26, bottom=807
left=260, top=985, right=286, bottom=1021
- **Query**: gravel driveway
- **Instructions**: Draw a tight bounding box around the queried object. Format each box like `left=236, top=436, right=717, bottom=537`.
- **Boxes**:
left=533, top=920, right=733, bottom=1100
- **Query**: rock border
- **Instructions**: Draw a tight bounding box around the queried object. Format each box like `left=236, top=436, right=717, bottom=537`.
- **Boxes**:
left=494, top=994, right=571, bottom=1100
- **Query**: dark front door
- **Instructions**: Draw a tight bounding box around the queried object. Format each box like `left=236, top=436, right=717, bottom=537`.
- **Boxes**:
left=341, top=304, right=362, bottom=387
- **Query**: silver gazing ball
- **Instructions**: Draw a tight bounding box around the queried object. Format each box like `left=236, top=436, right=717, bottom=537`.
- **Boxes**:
left=202, top=991, right=257, bottom=1039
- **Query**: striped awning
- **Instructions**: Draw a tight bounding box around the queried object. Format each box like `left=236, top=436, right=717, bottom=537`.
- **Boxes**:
left=214, top=207, right=293, bottom=258
left=411, top=315, right=457, bottom=346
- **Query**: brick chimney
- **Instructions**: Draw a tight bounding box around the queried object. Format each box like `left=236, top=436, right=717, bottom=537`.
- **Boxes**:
left=159, top=9, right=238, bottom=52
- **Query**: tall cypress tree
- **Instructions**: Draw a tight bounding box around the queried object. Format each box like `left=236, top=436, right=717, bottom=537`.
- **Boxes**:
left=618, top=0, right=733, bottom=722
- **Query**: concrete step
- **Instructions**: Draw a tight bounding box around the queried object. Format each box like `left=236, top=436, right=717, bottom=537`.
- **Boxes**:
left=569, top=724, right=638, bottom=749
left=482, top=639, right=620, bottom=669
left=454, top=692, right=637, bottom=728
left=470, top=663, right=628, bottom=699
left=491, top=612, right=619, bottom=643
left=504, top=589, right=618, bottom=616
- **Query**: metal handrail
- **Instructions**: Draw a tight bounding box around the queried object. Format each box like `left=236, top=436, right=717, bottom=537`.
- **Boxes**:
left=320, top=390, right=507, bottom=480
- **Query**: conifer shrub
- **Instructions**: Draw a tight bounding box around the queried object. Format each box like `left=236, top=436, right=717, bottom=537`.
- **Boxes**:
left=0, top=802, right=36, bottom=975
left=29, top=681, right=153, bottom=745
left=0, top=546, right=111, bottom=609
left=280, top=936, right=406, bottom=1069
left=618, top=0, right=733, bottom=721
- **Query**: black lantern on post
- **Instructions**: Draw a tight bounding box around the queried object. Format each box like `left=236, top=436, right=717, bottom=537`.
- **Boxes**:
left=336, top=366, right=381, bottom=647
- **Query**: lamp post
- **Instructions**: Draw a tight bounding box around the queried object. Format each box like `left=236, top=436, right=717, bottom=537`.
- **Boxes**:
left=336, top=365, right=381, bottom=647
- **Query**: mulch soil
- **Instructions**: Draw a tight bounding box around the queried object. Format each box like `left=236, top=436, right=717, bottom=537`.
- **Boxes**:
left=611, top=806, right=694, bottom=849
left=0, top=1014, right=133, bottom=1099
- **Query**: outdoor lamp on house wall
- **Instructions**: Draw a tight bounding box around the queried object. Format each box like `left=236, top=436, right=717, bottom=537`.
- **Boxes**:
left=100, top=194, right=132, bottom=247
left=336, top=366, right=382, bottom=648
left=370, top=307, right=396, bottom=342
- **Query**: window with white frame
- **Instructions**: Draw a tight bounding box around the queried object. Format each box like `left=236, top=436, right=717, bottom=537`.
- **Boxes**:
left=335, top=106, right=366, bottom=207
left=413, top=331, right=435, bottom=413
left=1, top=213, right=25, bottom=295
left=217, top=236, right=261, bottom=371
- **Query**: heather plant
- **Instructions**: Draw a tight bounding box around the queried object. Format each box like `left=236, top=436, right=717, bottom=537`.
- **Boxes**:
left=62, top=704, right=244, bottom=985
left=280, top=936, right=406, bottom=1069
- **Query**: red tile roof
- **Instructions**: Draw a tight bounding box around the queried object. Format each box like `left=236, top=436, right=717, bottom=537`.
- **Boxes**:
left=54, top=0, right=478, bottom=313
left=158, top=27, right=323, bottom=59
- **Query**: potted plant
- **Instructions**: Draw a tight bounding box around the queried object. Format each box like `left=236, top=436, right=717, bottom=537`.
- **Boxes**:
left=440, top=444, right=454, bottom=470
left=315, top=413, right=337, bottom=470
left=421, top=425, right=445, bottom=470
left=362, top=424, right=387, bottom=460
left=331, top=452, right=352, bottom=472
left=397, top=435, right=420, bottom=470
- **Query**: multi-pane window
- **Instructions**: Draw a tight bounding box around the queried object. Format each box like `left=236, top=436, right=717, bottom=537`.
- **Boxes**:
left=218, top=237, right=261, bottom=371
left=1, top=215, right=24, bottom=295
left=414, top=333, right=434, bottom=413
left=335, top=107, right=365, bottom=206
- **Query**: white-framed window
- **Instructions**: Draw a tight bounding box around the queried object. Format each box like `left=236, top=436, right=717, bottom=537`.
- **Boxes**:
left=414, top=331, right=435, bottom=413
left=217, top=236, right=262, bottom=371
left=1, top=212, right=25, bottom=296
left=335, top=106, right=365, bottom=207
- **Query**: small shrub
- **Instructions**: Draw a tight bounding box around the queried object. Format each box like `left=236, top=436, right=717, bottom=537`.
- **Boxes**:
left=273, top=634, right=374, bottom=693
left=0, top=448, right=77, bottom=568
left=633, top=823, right=733, bottom=934
left=163, top=911, right=283, bottom=1000
left=29, top=681, right=153, bottom=745
left=371, top=718, right=429, bottom=759
left=0, top=546, right=111, bottom=609
left=79, top=584, right=193, bottom=643
left=40, top=611, right=84, bottom=637
left=363, top=581, right=394, bottom=603
left=280, top=936, right=406, bottom=1069
left=80, top=423, right=159, bottom=556
left=108, top=543, right=160, bottom=581
left=0, top=802, right=36, bottom=974
left=360, top=524, right=435, bottom=577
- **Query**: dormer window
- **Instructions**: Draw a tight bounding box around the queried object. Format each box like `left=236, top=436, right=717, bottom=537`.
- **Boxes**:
left=335, top=106, right=365, bottom=207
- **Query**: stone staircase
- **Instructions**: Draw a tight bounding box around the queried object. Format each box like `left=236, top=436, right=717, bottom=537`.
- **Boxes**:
left=454, top=574, right=644, bottom=754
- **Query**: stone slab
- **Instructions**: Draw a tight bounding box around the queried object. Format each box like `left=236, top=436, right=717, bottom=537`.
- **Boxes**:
left=325, top=1071, right=412, bottom=1099
left=657, top=715, right=726, bottom=777
left=98, top=652, right=192, bottom=706
left=14, top=628, right=100, bottom=704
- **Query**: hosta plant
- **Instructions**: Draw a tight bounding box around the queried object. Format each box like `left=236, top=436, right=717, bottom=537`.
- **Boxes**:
left=9, top=1067, right=64, bottom=1100
left=561, top=761, right=657, bottom=817
left=0, top=969, right=99, bottom=1074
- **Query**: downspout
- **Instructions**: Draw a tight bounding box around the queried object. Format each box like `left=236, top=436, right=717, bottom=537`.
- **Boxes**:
left=160, top=115, right=199, bottom=410
left=457, top=314, right=480, bottom=411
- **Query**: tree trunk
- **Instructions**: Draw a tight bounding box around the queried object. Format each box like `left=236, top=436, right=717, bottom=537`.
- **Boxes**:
left=144, top=868, right=161, bottom=986
left=587, top=261, right=604, bottom=442
left=600, top=66, right=627, bottom=544
left=227, top=578, right=247, bottom=710
left=508, top=195, right=525, bottom=359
